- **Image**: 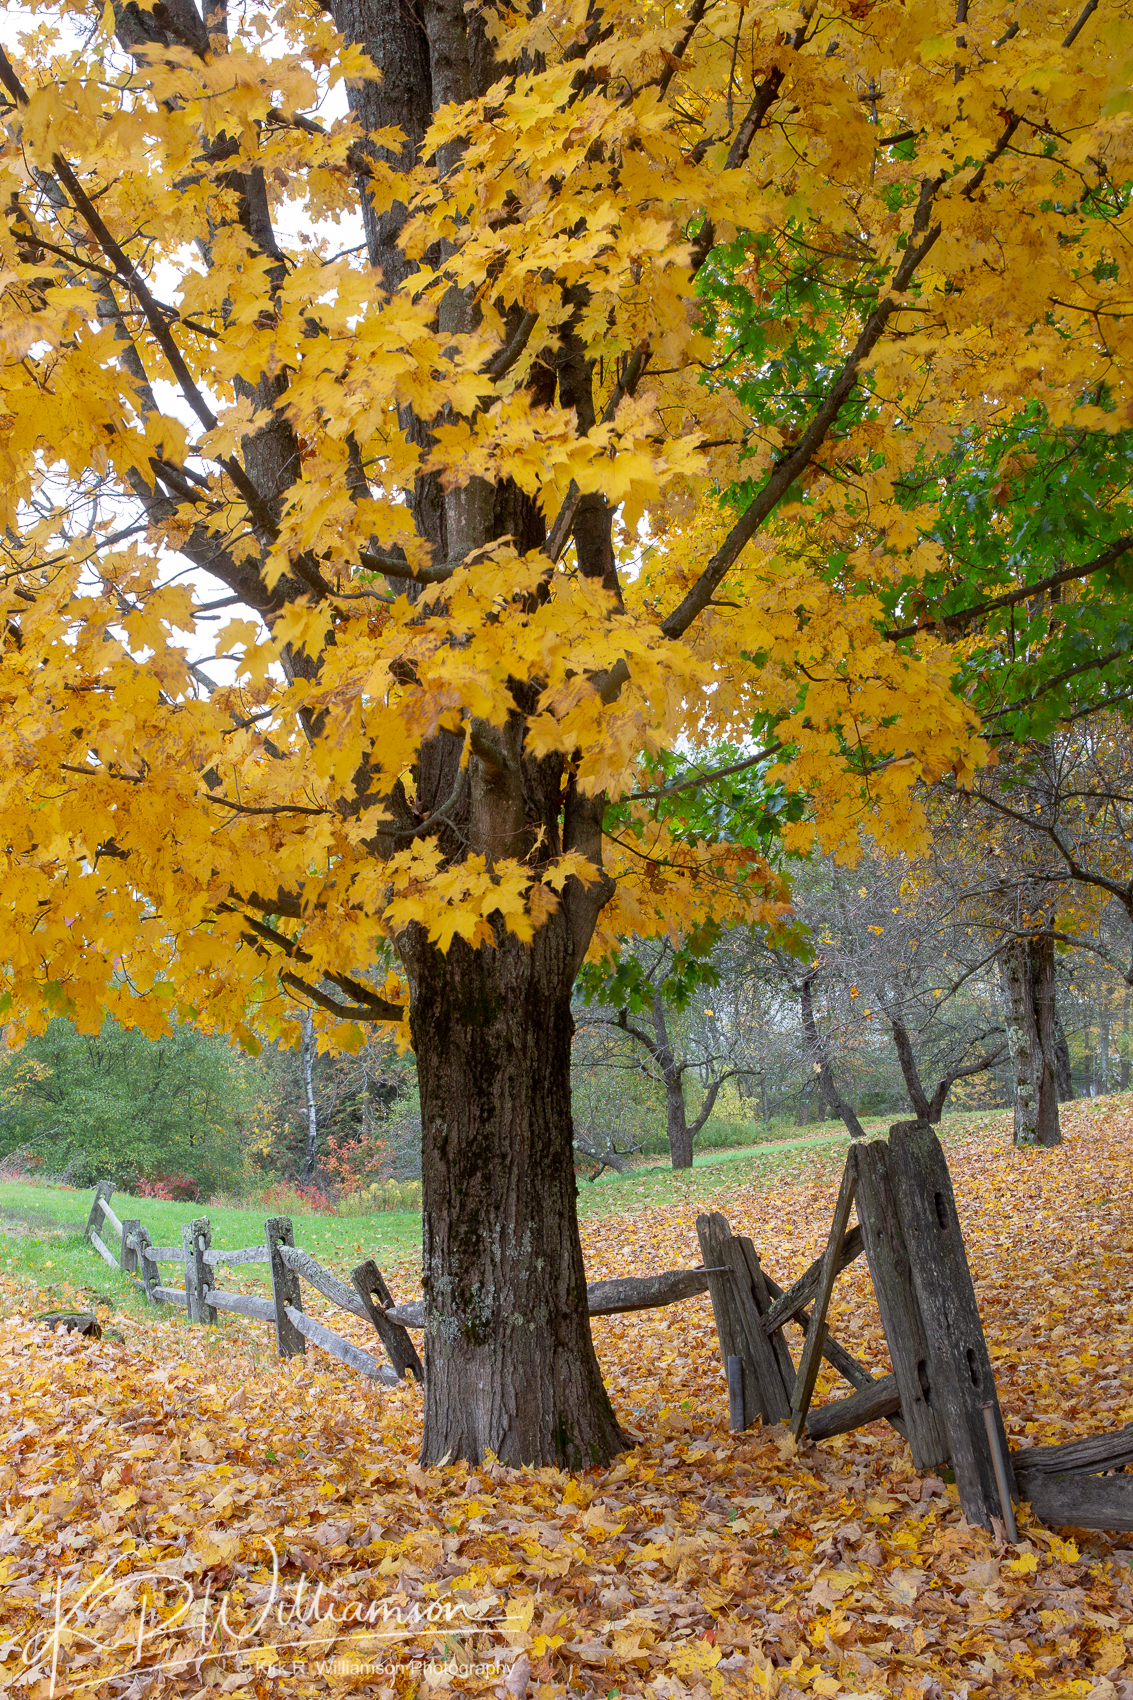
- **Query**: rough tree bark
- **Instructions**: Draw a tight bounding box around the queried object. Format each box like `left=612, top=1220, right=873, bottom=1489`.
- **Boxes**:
left=408, top=914, right=626, bottom=1466
left=999, top=935, right=1063, bottom=1147
left=1053, top=1008, right=1074, bottom=1100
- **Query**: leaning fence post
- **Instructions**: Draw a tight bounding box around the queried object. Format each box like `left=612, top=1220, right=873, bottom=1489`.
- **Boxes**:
left=265, top=1217, right=305, bottom=1359
left=182, top=1217, right=216, bottom=1324
left=351, top=1260, right=424, bottom=1382
left=85, top=1181, right=113, bottom=1240
left=132, top=1223, right=162, bottom=1306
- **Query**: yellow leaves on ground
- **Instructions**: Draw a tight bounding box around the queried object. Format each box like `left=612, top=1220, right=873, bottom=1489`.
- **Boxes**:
left=0, top=1105, right=1131, bottom=1696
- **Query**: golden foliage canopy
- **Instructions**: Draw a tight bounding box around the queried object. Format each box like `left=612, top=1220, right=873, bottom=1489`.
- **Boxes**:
left=0, top=0, right=1130, bottom=1043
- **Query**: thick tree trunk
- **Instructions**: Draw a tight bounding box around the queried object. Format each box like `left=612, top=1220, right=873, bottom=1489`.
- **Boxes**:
left=999, top=936, right=1062, bottom=1147
left=407, top=917, right=627, bottom=1468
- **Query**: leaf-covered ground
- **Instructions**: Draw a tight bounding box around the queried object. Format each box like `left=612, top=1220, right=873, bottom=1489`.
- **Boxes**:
left=1, top=1106, right=1131, bottom=1700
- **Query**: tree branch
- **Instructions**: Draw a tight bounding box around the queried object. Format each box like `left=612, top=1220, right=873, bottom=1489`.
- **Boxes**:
left=481, top=310, right=539, bottom=382
left=207, top=795, right=328, bottom=816
left=545, top=344, right=652, bottom=563
left=688, top=1067, right=751, bottom=1137
left=280, top=970, right=404, bottom=1023
left=883, top=536, right=1133, bottom=641
left=629, top=742, right=783, bottom=802
left=656, top=0, right=710, bottom=100
left=661, top=213, right=941, bottom=640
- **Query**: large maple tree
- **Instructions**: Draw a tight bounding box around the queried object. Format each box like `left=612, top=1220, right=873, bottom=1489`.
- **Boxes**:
left=0, top=0, right=1128, bottom=1464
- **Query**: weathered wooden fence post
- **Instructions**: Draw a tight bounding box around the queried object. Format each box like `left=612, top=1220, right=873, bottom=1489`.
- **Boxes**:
left=696, top=1212, right=792, bottom=1427
left=885, top=1121, right=1015, bottom=1530
left=265, top=1217, right=305, bottom=1359
left=132, top=1224, right=162, bottom=1306
left=120, top=1217, right=142, bottom=1274
left=85, top=1181, right=114, bottom=1239
left=351, top=1260, right=425, bottom=1382
left=855, top=1140, right=947, bottom=1472
left=182, top=1217, right=216, bottom=1325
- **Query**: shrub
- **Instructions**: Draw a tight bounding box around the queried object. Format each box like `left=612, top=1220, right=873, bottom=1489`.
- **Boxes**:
left=137, top=1171, right=200, bottom=1201
left=337, top=1178, right=422, bottom=1215
left=250, top=1180, right=338, bottom=1217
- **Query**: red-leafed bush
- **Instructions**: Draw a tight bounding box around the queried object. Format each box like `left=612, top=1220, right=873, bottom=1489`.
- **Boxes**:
left=137, top=1171, right=201, bottom=1202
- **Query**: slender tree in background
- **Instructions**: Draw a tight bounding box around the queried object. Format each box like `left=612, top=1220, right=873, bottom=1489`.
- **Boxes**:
left=584, top=972, right=755, bottom=1169
left=299, top=1006, right=319, bottom=1182
left=1, top=1, right=1130, bottom=1463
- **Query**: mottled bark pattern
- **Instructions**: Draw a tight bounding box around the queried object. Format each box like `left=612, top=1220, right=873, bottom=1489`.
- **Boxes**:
left=407, top=917, right=627, bottom=1467
left=1000, top=936, right=1062, bottom=1147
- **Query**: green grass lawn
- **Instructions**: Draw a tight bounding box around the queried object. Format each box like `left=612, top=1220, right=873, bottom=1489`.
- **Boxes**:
left=0, top=1104, right=1008, bottom=1321
left=0, top=1184, right=423, bottom=1322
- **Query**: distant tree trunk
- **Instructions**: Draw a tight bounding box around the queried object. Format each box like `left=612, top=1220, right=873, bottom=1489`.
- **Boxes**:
left=891, top=1020, right=932, bottom=1120
left=650, top=994, right=693, bottom=1170
left=890, top=1017, right=1006, bottom=1124
left=799, top=976, right=866, bottom=1139
left=1098, top=987, right=1111, bottom=1095
left=602, top=995, right=745, bottom=1171
left=796, top=1074, right=815, bottom=1125
left=1121, top=990, right=1130, bottom=1090
left=1053, top=1008, right=1074, bottom=1100
left=999, top=936, right=1062, bottom=1147
left=300, top=1006, right=319, bottom=1181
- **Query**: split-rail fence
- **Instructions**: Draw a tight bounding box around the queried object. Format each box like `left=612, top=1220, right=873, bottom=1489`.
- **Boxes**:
left=83, top=1120, right=1132, bottom=1534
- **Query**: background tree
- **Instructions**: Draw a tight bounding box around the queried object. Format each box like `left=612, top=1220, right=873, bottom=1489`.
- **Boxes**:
left=252, top=1024, right=411, bottom=1184
left=0, top=1018, right=260, bottom=1194
left=580, top=938, right=757, bottom=1169
left=0, top=1, right=1129, bottom=1464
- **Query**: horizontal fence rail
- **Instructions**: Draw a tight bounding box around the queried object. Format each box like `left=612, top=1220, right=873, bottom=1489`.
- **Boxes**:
left=85, top=1184, right=414, bottom=1387
left=82, top=1183, right=728, bottom=1396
